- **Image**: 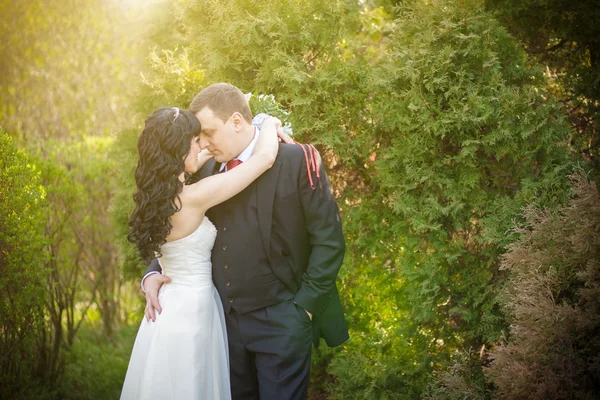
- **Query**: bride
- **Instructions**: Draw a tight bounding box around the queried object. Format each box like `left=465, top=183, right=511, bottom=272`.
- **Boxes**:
left=121, top=106, right=280, bottom=399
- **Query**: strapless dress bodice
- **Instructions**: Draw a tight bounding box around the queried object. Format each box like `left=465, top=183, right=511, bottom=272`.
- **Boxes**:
left=157, top=216, right=217, bottom=286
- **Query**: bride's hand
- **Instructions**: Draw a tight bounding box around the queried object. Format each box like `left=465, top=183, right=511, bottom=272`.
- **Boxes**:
left=276, top=127, right=294, bottom=144
left=197, top=148, right=214, bottom=168
left=253, top=116, right=281, bottom=165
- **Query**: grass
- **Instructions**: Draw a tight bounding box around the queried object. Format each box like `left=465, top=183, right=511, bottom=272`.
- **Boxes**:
left=57, top=320, right=139, bottom=400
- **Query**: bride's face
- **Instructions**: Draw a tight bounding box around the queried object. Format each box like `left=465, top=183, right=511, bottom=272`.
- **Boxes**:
left=184, top=137, right=202, bottom=174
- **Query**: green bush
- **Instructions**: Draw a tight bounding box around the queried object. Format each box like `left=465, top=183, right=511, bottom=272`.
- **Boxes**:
left=0, top=130, right=49, bottom=397
left=328, top=0, right=572, bottom=396
left=57, top=322, right=138, bottom=400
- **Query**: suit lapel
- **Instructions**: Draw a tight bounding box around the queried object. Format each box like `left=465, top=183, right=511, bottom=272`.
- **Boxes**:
left=256, top=160, right=281, bottom=260
left=209, top=159, right=221, bottom=176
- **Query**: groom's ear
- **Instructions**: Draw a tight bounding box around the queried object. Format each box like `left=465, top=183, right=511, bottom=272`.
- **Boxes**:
left=231, top=112, right=244, bottom=132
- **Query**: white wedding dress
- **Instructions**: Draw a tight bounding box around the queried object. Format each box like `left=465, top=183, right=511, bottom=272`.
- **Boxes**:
left=121, top=217, right=231, bottom=400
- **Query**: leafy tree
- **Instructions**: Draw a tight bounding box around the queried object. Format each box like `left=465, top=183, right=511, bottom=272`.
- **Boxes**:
left=58, top=137, right=124, bottom=337
left=486, top=0, right=600, bottom=172
left=35, top=148, right=89, bottom=385
left=0, top=0, right=142, bottom=144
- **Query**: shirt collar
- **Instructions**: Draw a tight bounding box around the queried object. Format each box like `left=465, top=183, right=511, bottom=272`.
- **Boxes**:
left=219, top=126, right=259, bottom=172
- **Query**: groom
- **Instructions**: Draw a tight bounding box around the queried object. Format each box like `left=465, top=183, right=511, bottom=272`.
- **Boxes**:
left=142, top=83, right=348, bottom=399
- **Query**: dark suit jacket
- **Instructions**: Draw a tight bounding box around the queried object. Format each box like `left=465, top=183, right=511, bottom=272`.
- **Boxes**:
left=146, top=143, right=348, bottom=348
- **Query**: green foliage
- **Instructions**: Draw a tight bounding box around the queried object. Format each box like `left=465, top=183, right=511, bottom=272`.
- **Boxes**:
left=41, top=136, right=123, bottom=337
left=137, top=47, right=207, bottom=114
left=0, top=130, right=48, bottom=397
left=248, top=93, right=293, bottom=129
left=329, top=0, right=572, bottom=396
left=485, top=0, right=600, bottom=171
left=57, top=322, right=138, bottom=400
left=0, top=0, right=143, bottom=145
left=0, top=133, right=130, bottom=397
left=370, top=0, right=570, bottom=334
left=485, top=169, right=600, bottom=399
left=10, top=137, right=124, bottom=391
left=172, top=0, right=362, bottom=89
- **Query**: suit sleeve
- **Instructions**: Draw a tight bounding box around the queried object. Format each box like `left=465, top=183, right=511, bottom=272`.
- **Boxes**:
left=293, top=148, right=345, bottom=316
left=145, top=258, right=162, bottom=275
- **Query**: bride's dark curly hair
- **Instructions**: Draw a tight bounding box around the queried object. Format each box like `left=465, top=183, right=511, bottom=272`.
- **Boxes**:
left=128, top=107, right=201, bottom=263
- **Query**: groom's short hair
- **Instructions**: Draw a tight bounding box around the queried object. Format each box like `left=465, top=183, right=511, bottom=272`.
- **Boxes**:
left=189, top=83, right=253, bottom=123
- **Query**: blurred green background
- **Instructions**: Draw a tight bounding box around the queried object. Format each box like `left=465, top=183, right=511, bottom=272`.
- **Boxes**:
left=1, top=0, right=599, bottom=398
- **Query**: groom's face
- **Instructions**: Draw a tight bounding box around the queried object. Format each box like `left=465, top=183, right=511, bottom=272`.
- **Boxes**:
left=195, top=106, right=241, bottom=163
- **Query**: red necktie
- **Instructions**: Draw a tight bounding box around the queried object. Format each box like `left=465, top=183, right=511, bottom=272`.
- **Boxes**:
left=226, top=159, right=243, bottom=171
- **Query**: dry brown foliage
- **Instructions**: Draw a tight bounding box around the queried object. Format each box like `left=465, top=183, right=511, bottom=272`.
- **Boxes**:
left=486, top=168, right=600, bottom=399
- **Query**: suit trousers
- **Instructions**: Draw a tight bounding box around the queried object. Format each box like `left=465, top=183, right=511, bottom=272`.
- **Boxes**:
left=226, top=299, right=313, bottom=400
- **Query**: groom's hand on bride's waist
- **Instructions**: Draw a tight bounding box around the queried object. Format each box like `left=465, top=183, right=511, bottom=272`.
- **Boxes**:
left=144, top=273, right=172, bottom=322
